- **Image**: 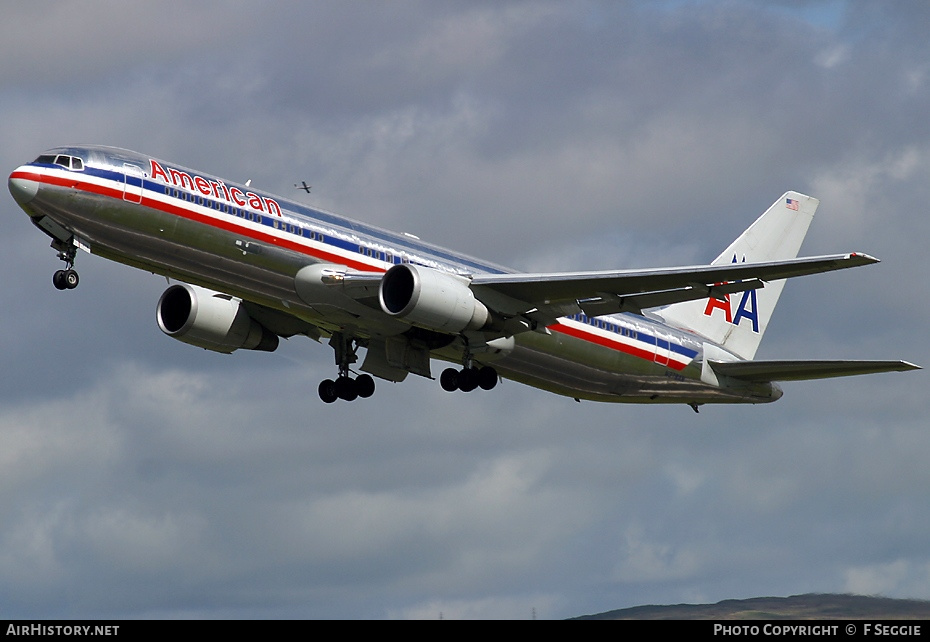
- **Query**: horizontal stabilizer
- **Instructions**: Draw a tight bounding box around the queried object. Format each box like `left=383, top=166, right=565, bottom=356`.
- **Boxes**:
left=708, top=359, right=921, bottom=382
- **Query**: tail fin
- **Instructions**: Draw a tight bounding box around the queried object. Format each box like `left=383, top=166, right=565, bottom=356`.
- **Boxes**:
left=658, top=191, right=819, bottom=360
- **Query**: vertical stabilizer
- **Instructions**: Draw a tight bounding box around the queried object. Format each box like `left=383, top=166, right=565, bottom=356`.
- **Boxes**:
left=658, top=192, right=819, bottom=360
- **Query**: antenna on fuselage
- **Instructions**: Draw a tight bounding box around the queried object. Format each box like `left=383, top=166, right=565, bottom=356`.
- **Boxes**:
left=245, top=179, right=252, bottom=187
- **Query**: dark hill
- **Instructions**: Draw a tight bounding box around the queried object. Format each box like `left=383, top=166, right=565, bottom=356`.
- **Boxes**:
left=573, top=594, right=930, bottom=620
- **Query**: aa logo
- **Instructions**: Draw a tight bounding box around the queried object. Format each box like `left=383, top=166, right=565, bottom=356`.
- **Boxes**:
left=702, top=255, right=760, bottom=333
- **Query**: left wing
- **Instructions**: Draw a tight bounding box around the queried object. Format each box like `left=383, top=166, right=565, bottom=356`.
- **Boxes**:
left=469, top=252, right=877, bottom=325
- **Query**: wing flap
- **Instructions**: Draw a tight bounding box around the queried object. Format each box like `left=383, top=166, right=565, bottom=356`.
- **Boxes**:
left=578, top=279, right=764, bottom=317
left=708, top=359, right=921, bottom=382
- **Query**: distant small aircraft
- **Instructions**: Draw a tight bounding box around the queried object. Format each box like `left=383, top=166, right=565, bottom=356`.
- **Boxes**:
left=295, top=181, right=311, bottom=193
left=8, top=146, right=919, bottom=407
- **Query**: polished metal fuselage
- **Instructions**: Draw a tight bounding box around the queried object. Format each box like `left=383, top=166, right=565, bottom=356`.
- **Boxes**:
left=9, top=145, right=780, bottom=404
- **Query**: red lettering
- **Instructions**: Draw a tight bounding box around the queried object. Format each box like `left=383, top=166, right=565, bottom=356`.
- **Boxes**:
left=703, top=294, right=732, bottom=322
left=149, top=159, right=169, bottom=183
left=264, top=198, right=282, bottom=217
left=194, top=176, right=211, bottom=196
left=168, top=168, right=194, bottom=191
left=229, top=187, right=246, bottom=206
left=247, top=192, right=264, bottom=211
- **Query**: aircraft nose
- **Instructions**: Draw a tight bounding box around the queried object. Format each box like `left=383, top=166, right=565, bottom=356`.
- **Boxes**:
left=9, top=169, right=38, bottom=206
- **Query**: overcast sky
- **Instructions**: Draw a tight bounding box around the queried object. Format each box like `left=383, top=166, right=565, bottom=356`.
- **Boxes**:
left=2, top=0, right=928, bottom=619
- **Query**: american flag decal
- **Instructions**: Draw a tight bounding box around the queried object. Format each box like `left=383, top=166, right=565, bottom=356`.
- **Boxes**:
left=786, top=198, right=800, bottom=211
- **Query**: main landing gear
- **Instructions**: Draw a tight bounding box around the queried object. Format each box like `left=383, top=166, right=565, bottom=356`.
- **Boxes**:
left=51, top=241, right=79, bottom=290
left=318, top=374, right=375, bottom=403
left=439, top=350, right=499, bottom=394
left=318, top=332, right=375, bottom=403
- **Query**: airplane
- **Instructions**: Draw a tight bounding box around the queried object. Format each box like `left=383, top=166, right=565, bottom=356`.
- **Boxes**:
left=8, top=146, right=919, bottom=410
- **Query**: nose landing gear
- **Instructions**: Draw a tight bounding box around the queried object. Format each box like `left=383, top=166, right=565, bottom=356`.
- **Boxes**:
left=53, top=269, right=79, bottom=290
left=51, top=240, right=79, bottom=290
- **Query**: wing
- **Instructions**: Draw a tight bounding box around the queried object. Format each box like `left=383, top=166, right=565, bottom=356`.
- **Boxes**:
left=708, top=359, right=921, bottom=382
left=469, top=252, right=877, bottom=329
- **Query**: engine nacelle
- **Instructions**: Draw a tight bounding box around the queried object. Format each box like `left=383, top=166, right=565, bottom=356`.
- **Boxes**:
left=379, top=264, right=489, bottom=333
left=156, top=283, right=279, bottom=353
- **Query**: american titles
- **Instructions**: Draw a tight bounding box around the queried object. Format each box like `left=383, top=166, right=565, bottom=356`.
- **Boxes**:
left=148, top=159, right=281, bottom=217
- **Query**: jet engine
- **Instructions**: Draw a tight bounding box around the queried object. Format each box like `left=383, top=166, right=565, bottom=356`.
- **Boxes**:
left=156, top=283, right=278, bottom=353
left=379, top=264, right=489, bottom=333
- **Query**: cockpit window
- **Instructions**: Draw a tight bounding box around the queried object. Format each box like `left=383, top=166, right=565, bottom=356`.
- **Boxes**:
left=34, top=154, right=84, bottom=171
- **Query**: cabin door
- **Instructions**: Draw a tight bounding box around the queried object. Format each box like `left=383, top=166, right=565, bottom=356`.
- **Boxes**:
left=123, top=163, right=144, bottom=204
left=654, top=330, right=670, bottom=368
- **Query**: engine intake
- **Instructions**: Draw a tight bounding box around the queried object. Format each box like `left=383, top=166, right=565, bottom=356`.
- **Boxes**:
left=156, top=283, right=278, bottom=353
left=379, top=264, right=489, bottom=333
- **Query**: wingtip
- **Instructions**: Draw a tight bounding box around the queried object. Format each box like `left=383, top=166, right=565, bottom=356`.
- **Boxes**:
left=847, top=252, right=880, bottom=265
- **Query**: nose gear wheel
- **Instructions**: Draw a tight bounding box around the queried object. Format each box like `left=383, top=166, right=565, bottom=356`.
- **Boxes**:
left=53, top=269, right=79, bottom=290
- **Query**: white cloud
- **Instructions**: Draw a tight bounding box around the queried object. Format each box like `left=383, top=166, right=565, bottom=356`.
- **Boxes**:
left=613, top=524, right=703, bottom=583
left=843, top=560, right=930, bottom=598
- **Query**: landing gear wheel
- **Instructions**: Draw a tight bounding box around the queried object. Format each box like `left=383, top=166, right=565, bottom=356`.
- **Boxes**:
left=356, top=374, right=375, bottom=398
left=458, top=367, right=478, bottom=392
left=335, top=375, right=358, bottom=401
left=53, top=268, right=78, bottom=290
left=318, top=379, right=338, bottom=403
left=477, top=366, right=498, bottom=390
left=440, top=368, right=459, bottom=392
left=64, top=269, right=79, bottom=289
